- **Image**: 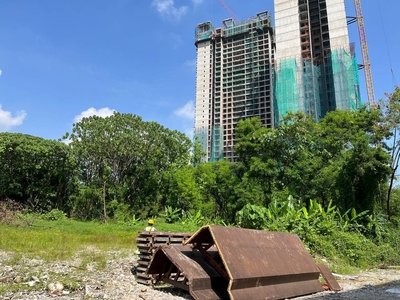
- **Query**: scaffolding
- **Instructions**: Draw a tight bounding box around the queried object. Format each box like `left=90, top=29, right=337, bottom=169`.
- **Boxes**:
left=223, top=11, right=271, bottom=38
left=303, top=60, right=321, bottom=120
left=274, top=0, right=361, bottom=123
left=195, top=22, right=214, bottom=42
left=274, top=58, right=301, bottom=124
left=193, top=127, right=209, bottom=163
left=329, top=48, right=361, bottom=112
left=274, top=47, right=361, bottom=123
left=210, top=126, right=224, bottom=162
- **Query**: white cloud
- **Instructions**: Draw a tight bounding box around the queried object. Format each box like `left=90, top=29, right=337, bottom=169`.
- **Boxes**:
left=73, top=107, right=115, bottom=123
left=0, top=70, right=2, bottom=76
left=151, top=0, right=188, bottom=20
left=174, top=101, right=194, bottom=120
left=191, top=0, right=204, bottom=5
left=0, top=104, right=27, bottom=131
left=184, top=59, right=196, bottom=71
left=184, top=126, right=194, bottom=140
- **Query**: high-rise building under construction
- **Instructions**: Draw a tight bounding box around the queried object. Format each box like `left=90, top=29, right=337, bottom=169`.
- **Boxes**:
left=194, top=1, right=361, bottom=162
left=194, top=11, right=275, bottom=162
left=274, top=0, right=361, bottom=122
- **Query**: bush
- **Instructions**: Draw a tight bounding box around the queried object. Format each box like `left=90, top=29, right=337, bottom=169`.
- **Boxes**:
left=40, top=209, right=66, bottom=221
left=181, top=210, right=207, bottom=226
left=305, top=233, right=336, bottom=259
left=108, top=201, right=134, bottom=223
left=161, top=206, right=181, bottom=224
left=377, top=227, right=400, bottom=265
left=331, top=231, right=378, bottom=268
left=70, top=186, right=102, bottom=221
left=235, top=204, right=268, bottom=229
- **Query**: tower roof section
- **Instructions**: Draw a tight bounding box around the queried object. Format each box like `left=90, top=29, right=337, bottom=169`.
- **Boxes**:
left=195, top=11, right=273, bottom=43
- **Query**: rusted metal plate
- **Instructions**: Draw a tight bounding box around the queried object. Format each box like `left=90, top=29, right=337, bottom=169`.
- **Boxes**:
left=229, top=280, right=323, bottom=300
left=185, top=225, right=324, bottom=299
left=135, top=231, right=192, bottom=285
left=316, top=263, right=342, bottom=291
left=147, top=245, right=229, bottom=299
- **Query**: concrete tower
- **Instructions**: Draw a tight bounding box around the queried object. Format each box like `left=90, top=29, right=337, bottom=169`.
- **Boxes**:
left=274, top=0, right=361, bottom=123
left=194, top=11, right=275, bottom=162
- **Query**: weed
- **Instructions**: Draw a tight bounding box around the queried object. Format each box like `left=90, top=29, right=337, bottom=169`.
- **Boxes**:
left=161, top=206, right=181, bottom=223
left=0, top=220, right=139, bottom=262
left=40, top=209, right=66, bottom=221
left=79, top=252, right=107, bottom=270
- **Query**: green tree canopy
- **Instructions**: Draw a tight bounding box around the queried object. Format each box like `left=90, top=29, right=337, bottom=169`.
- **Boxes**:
left=0, top=132, right=77, bottom=213
left=234, top=109, right=391, bottom=214
left=378, top=87, right=400, bottom=219
left=63, top=112, right=192, bottom=219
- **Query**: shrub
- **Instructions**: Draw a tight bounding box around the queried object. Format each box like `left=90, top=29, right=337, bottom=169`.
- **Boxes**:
left=181, top=210, right=207, bottom=226
left=331, top=231, right=378, bottom=268
left=40, top=209, right=66, bottom=221
left=161, top=206, right=181, bottom=224
left=235, top=204, right=268, bottom=229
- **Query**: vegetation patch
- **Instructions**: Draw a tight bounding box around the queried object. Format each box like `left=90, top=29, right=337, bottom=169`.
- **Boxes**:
left=2, top=99, right=400, bottom=285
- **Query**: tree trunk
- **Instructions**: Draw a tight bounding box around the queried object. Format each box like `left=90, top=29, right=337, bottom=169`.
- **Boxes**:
left=387, top=165, right=397, bottom=221
left=103, top=180, right=107, bottom=223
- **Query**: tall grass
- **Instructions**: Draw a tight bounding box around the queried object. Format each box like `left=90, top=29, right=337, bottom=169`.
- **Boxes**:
left=0, top=217, right=198, bottom=262
left=3, top=212, right=399, bottom=276
left=0, top=219, right=141, bottom=261
left=0, top=219, right=148, bottom=296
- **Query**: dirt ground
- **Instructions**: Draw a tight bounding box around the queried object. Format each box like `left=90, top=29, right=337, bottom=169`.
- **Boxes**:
left=1, top=250, right=400, bottom=299
left=296, top=269, right=400, bottom=299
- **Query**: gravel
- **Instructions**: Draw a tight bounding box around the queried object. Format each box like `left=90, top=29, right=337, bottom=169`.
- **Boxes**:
left=1, top=250, right=400, bottom=300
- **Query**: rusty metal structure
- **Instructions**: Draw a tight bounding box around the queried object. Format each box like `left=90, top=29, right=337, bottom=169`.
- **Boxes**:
left=316, top=263, right=341, bottom=292
left=135, top=230, right=191, bottom=285
left=146, top=225, right=339, bottom=300
left=148, top=244, right=228, bottom=299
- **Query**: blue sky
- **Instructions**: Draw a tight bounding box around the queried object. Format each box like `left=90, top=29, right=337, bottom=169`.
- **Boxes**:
left=0, top=0, right=399, bottom=140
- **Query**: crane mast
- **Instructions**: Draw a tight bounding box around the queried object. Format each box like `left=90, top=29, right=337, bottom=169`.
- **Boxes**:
left=218, top=0, right=239, bottom=23
left=354, top=0, right=375, bottom=107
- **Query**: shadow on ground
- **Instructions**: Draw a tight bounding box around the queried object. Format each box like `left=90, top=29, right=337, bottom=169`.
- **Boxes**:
left=152, top=279, right=400, bottom=300
left=293, top=279, right=400, bottom=300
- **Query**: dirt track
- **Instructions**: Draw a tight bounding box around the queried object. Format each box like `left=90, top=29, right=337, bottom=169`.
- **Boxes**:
left=1, top=250, right=400, bottom=299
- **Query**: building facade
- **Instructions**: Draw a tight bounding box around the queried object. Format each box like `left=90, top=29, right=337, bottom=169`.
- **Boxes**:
left=274, top=0, right=361, bottom=123
left=194, top=11, right=275, bottom=162
left=194, top=1, right=361, bottom=162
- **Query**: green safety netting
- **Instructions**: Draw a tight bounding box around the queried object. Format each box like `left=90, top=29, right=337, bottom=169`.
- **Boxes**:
left=274, top=48, right=361, bottom=124
left=194, top=127, right=208, bottom=162
left=210, top=126, right=224, bottom=162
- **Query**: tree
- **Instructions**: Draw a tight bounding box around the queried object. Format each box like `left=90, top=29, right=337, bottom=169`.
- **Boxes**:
left=191, top=137, right=206, bottom=166
left=378, top=87, right=400, bottom=219
left=234, top=110, right=391, bottom=214
left=235, top=113, right=318, bottom=205
left=315, top=109, right=391, bottom=212
left=162, top=165, right=202, bottom=213
left=0, top=133, right=77, bottom=213
left=64, top=112, right=192, bottom=220
left=235, top=117, right=268, bottom=168
left=235, top=117, right=278, bottom=206
left=196, top=160, right=239, bottom=222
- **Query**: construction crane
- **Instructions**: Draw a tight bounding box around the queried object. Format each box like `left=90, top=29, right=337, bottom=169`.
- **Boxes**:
left=354, top=0, right=376, bottom=107
left=218, top=0, right=239, bottom=23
